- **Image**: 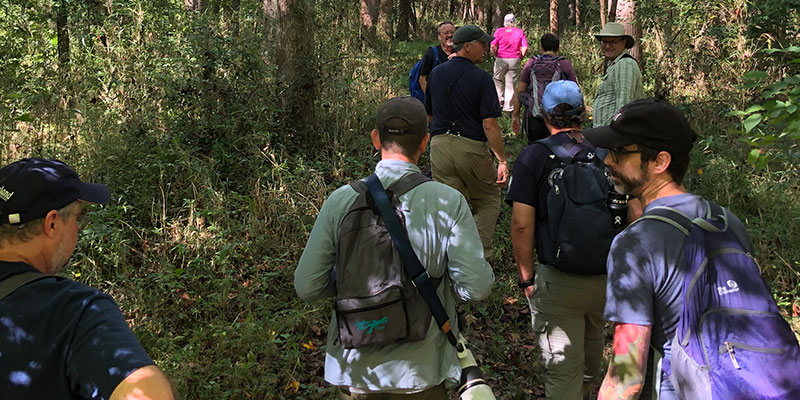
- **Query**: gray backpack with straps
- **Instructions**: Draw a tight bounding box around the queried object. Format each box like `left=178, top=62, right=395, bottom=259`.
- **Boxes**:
left=334, top=172, right=439, bottom=349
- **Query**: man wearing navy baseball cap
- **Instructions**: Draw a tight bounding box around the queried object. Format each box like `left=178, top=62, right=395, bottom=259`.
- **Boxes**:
left=0, top=158, right=175, bottom=399
left=506, top=81, right=610, bottom=399
left=582, top=99, right=758, bottom=400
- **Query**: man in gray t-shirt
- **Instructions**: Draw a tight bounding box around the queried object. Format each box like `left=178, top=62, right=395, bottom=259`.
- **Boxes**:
left=583, top=99, right=752, bottom=400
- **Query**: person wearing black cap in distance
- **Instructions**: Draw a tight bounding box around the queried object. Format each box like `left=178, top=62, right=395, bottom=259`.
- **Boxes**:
left=424, top=25, right=508, bottom=262
left=505, top=81, right=608, bottom=400
left=296, top=97, right=494, bottom=399
left=582, top=99, right=751, bottom=400
left=0, top=158, right=175, bottom=400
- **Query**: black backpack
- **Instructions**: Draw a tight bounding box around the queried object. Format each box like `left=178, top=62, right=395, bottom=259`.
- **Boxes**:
left=535, top=134, right=615, bottom=275
left=334, top=172, right=438, bottom=349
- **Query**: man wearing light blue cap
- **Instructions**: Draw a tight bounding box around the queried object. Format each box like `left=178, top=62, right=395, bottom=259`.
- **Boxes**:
left=506, top=81, right=608, bottom=399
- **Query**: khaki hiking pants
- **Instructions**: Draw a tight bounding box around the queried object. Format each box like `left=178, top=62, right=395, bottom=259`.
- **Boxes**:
left=527, top=264, right=607, bottom=400
left=493, top=57, right=521, bottom=112
left=430, top=134, right=501, bottom=260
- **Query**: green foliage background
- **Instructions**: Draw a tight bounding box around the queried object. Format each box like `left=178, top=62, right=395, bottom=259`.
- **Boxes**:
left=1, top=0, right=798, bottom=398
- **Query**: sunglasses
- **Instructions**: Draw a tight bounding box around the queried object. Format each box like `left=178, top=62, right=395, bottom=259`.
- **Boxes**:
left=609, top=147, right=642, bottom=163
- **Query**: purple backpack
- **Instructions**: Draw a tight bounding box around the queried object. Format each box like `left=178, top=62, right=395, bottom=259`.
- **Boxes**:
left=639, top=201, right=800, bottom=400
left=520, top=55, right=564, bottom=117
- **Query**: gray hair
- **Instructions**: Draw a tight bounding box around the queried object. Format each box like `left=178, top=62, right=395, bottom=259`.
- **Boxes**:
left=504, top=13, right=515, bottom=26
left=0, top=203, right=77, bottom=247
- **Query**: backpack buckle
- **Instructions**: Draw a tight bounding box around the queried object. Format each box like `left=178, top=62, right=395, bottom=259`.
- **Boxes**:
left=411, top=271, right=431, bottom=288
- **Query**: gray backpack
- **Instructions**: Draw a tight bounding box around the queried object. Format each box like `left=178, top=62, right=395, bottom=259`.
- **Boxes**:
left=334, top=172, right=438, bottom=349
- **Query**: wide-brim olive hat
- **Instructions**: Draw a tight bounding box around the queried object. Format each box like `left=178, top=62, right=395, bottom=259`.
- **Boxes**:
left=594, top=22, right=634, bottom=49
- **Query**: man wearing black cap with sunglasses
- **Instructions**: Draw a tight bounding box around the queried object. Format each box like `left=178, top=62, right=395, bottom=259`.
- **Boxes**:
left=425, top=25, right=508, bottom=262
left=582, top=100, right=752, bottom=400
left=0, top=158, right=175, bottom=400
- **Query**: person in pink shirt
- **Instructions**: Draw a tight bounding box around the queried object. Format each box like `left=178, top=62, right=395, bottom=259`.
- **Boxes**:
left=491, top=13, right=528, bottom=112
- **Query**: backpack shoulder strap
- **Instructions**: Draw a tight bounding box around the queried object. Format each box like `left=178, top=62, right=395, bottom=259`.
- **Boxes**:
left=537, top=134, right=581, bottom=165
left=0, top=272, right=48, bottom=302
left=620, top=53, right=637, bottom=63
left=637, top=206, right=694, bottom=236
left=387, top=172, right=431, bottom=197
left=365, top=174, right=458, bottom=347
left=432, top=46, right=440, bottom=66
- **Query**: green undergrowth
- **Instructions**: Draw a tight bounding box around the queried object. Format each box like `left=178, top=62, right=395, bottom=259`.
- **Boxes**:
left=1, top=9, right=797, bottom=398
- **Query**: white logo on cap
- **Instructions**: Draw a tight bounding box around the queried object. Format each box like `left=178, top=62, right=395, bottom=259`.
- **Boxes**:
left=612, top=111, right=623, bottom=122
left=0, top=186, right=13, bottom=202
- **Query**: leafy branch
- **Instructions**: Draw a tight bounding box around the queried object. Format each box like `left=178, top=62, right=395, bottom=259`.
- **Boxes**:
left=728, top=46, right=800, bottom=168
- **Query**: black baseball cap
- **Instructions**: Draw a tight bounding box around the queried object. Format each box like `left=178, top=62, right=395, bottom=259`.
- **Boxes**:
left=583, top=98, right=697, bottom=155
left=376, top=96, right=428, bottom=136
left=0, top=158, right=110, bottom=225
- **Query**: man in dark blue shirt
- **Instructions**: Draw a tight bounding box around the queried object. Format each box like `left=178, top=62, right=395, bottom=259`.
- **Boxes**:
left=424, top=25, right=508, bottom=261
left=0, top=158, right=175, bottom=400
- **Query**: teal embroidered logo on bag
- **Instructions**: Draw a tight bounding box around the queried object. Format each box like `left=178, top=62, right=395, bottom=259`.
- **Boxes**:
left=355, top=317, right=388, bottom=334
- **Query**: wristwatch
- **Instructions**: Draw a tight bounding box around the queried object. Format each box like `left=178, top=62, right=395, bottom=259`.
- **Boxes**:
left=517, top=276, right=535, bottom=289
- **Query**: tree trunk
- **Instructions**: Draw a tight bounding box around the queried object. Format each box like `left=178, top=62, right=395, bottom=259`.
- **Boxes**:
left=492, top=0, right=502, bottom=30
left=263, top=0, right=317, bottom=143
left=231, top=0, right=241, bottom=37
left=558, top=0, right=570, bottom=30
left=607, top=0, right=618, bottom=23
left=550, top=0, right=558, bottom=34
left=360, top=0, right=380, bottom=44
left=599, top=0, right=606, bottom=27
left=379, top=0, right=393, bottom=39
left=397, top=0, right=410, bottom=39
left=55, top=0, right=69, bottom=71
left=615, top=0, right=641, bottom=63
left=575, top=0, right=580, bottom=27
left=186, top=0, right=204, bottom=12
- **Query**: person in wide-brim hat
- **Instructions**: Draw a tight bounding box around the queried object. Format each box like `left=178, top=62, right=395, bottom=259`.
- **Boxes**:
left=594, top=22, right=634, bottom=49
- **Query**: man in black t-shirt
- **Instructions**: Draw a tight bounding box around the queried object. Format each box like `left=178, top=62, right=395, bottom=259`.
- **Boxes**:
left=0, top=158, right=175, bottom=400
left=506, top=81, right=606, bottom=399
left=418, top=21, right=455, bottom=95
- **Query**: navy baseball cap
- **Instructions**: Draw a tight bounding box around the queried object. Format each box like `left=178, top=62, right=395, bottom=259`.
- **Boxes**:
left=542, top=80, right=584, bottom=115
left=0, top=158, right=110, bottom=225
left=583, top=98, right=697, bottom=155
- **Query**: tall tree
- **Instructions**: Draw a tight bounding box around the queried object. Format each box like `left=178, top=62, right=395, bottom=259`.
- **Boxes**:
left=379, top=0, right=393, bottom=39
left=359, top=0, right=379, bottom=43
left=397, top=0, right=411, bottom=39
left=54, top=0, right=69, bottom=71
left=599, top=0, right=606, bottom=26
left=575, top=0, right=581, bottom=27
left=616, top=0, right=641, bottom=62
left=492, top=0, right=502, bottom=30
left=262, top=0, right=316, bottom=142
left=607, top=0, right=618, bottom=23
left=550, top=0, right=558, bottom=34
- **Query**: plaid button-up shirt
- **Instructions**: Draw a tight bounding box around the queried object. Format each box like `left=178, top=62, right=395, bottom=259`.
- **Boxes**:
left=593, top=51, right=645, bottom=127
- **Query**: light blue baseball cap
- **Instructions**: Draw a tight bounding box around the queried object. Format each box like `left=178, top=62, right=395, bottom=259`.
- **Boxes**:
left=542, top=80, right=584, bottom=115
